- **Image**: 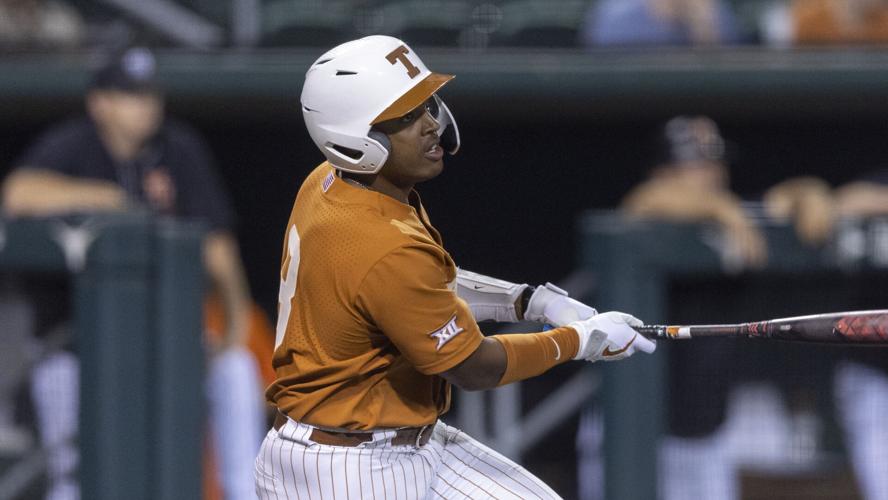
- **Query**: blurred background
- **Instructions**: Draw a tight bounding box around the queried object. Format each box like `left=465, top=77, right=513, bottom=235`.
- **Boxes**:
left=2, top=0, right=888, bottom=499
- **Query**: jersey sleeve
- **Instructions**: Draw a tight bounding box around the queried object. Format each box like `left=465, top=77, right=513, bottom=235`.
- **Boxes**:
left=356, top=244, right=484, bottom=375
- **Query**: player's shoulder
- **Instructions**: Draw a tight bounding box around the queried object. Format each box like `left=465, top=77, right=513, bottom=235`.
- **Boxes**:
left=14, top=116, right=94, bottom=169
left=295, top=164, right=444, bottom=260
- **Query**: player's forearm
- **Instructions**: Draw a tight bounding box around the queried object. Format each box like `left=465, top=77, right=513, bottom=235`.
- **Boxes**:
left=491, top=327, right=579, bottom=385
left=624, top=182, right=745, bottom=224
left=2, top=169, right=127, bottom=216
left=441, top=327, right=578, bottom=391
left=204, top=231, right=251, bottom=348
left=836, top=182, right=888, bottom=217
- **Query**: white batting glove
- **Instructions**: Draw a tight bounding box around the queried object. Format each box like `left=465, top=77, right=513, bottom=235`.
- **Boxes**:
left=524, top=283, right=598, bottom=326
left=568, top=311, right=656, bottom=362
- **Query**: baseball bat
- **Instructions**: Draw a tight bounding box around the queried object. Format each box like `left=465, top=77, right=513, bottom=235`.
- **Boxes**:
left=637, top=310, right=888, bottom=344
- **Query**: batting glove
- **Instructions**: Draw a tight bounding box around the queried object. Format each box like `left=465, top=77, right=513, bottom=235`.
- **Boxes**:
left=568, top=311, right=656, bottom=362
left=524, top=283, right=598, bottom=326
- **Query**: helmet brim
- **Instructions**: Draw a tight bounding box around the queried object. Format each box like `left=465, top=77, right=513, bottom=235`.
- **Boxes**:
left=371, top=72, right=454, bottom=125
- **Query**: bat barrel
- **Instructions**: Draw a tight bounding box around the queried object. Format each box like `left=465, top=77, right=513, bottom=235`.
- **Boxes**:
left=638, top=311, right=888, bottom=343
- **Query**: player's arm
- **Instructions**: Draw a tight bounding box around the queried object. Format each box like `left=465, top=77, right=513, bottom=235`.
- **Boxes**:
left=441, top=312, right=655, bottom=391
left=203, top=230, right=251, bottom=350
left=623, top=177, right=746, bottom=224
left=453, top=273, right=653, bottom=391
left=835, top=181, right=888, bottom=217
left=764, top=176, right=834, bottom=244
left=2, top=168, right=127, bottom=216
left=456, top=269, right=597, bottom=325
left=622, top=178, right=767, bottom=267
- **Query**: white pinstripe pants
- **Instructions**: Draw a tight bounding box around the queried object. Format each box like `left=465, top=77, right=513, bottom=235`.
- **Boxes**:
left=255, top=417, right=562, bottom=500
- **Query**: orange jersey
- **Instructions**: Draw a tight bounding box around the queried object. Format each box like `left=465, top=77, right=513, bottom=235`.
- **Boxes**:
left=267, top=163, right=484, bottom=430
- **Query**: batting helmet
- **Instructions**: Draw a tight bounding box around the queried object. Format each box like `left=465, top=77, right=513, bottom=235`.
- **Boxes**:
left=301, top=35, right=460, bottom=174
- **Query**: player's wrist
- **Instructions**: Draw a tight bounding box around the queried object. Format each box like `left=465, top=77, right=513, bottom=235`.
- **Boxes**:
left=524, top=282, right=568, bottom=323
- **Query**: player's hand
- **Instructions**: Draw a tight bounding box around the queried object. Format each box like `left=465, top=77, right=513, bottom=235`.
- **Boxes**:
left=715, top=200, right=768, bottom=269
left=524, top=282, right=597, bottom=326
left=724, top=218, right=768, bottom=269
left=568, top=311, right=656, bottom=362
left=764, top=176, right=835, bottom=245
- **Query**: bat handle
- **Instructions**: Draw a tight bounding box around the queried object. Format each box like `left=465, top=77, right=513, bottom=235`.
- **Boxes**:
left=636, top=324, right=751, bottom=339
left=636, top=325, right=688, bottom=340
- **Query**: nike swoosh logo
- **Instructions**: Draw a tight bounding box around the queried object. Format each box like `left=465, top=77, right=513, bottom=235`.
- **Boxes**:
left=548, top=337, right=561, bottom=360
left=473, top=285, right=484, bottom=290
left=602, top=333, right=637, bottom=357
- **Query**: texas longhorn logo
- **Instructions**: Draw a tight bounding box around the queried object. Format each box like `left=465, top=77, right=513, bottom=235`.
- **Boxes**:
left=429, top=315, right=464, bottom=350
left=386, top=46, right=420, bottom=78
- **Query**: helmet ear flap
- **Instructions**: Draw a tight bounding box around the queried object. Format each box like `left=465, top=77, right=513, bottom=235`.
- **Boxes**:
left=367, top=130, right=391, bottom=155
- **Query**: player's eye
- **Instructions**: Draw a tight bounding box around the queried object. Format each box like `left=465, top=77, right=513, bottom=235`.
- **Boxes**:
left=396, top=97, right=438, bottom=125
left=424, top=97, right=439, bottom=118
left=399, top=110, right=418, bottom=124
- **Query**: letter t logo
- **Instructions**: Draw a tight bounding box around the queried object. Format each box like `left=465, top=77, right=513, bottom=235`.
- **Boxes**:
left=386, top=46, right=421, bottom=79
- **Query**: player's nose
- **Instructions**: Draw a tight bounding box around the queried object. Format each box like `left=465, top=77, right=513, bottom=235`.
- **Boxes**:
left=420, top=110, right=439, bottom=135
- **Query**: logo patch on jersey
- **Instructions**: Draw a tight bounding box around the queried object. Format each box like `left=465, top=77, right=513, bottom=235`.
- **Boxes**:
left=429, top=315, right=464, bottom=351
left=322, top=171, right=335, bottom=193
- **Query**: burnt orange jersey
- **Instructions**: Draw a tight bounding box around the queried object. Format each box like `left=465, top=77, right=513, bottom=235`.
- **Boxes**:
left=266, top=163, right=484, bottom=430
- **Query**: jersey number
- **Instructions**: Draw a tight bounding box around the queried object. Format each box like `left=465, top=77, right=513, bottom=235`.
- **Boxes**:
left=275, top=225, right=300, bottom=349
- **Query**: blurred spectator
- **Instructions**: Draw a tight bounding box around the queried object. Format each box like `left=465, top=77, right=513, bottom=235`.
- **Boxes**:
left=0, top=286, right=34, bottom=456
left=598, top=116, right=886, bottom=500
left=795, top=171, right=888, bottom=500
left=792, top=0, right=888, bottom=44
left=581, top=0, right=742, bottom=47
left=0, top=0, right=83, bottom=49
left=621, top=115, right=768, bottom=269
left=763, top=175, right=835, bottom=244
left=602, top=116, right=842, bottom=500
left=617, top=116, right=753, bottom=500
left=1, top=46, right=264, bottom=500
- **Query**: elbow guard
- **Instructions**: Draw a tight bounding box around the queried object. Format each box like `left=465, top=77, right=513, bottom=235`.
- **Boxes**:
left=456, top=269, right=529, bottom=323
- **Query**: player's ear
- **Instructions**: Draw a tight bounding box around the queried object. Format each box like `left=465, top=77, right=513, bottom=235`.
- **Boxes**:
left=368, top=129, right=391, bottom=155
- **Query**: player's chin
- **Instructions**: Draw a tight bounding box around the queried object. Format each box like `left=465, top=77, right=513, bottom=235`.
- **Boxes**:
left=416, top=157, right=444, bottom=180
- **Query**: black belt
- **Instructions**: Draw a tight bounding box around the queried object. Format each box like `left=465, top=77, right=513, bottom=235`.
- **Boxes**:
left=273, top=412, right=433, bottom=447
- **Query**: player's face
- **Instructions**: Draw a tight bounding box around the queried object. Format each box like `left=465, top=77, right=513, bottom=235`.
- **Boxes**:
left=374, top=98, right=444, bottom=187
left=87, top=90, right=164, bottom=144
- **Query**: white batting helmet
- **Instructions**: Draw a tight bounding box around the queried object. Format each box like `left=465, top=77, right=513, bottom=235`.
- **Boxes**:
left=301, top=35, right=460, bottom=174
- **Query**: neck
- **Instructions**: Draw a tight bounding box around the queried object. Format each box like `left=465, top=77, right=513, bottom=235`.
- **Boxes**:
left=342, top=172, right=413, bottom=204
left=369, top=176, right=413, bottom=204
left=98, top=126, right=143, bottom=162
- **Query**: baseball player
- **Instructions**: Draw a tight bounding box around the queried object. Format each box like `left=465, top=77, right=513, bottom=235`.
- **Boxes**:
left=255, top=35, right=656, bottom=499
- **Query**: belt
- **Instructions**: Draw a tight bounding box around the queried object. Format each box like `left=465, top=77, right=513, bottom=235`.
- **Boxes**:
left=273, top=411, right=433, bottom=447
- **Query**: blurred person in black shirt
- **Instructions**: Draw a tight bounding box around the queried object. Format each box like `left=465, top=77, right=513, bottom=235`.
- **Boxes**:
left=622, top=115, right=768, bottom=270
left=593, top=116, right=836, bottom=500
left=604, top=116, right=886, bottom=500
left=618, top=116, right=753, bottom=500
left=1, top=47, right=264, bottom=500
left=819, top=172, right=888, bottom=500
